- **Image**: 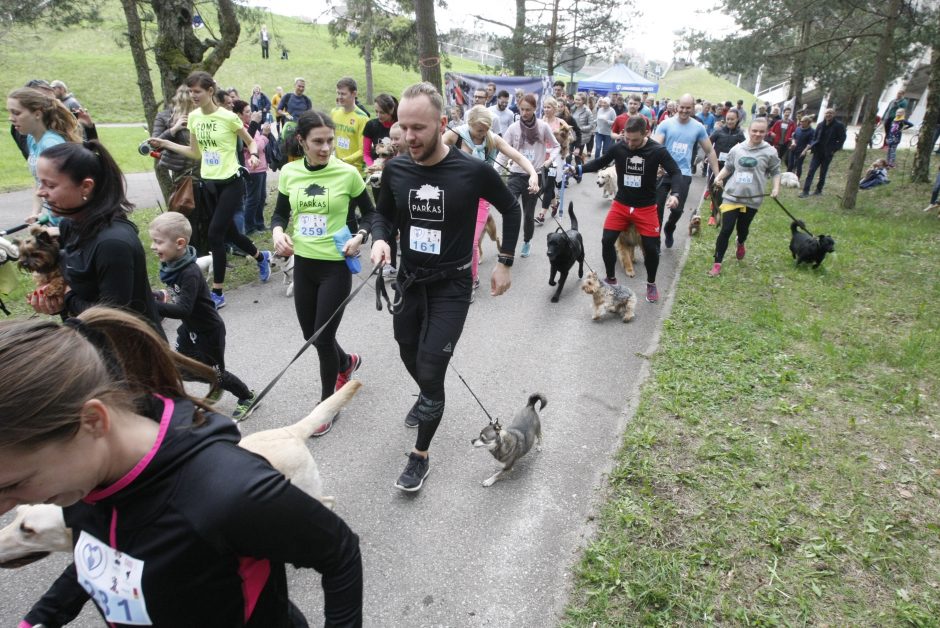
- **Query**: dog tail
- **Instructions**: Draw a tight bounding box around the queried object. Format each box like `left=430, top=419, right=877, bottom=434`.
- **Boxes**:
left=285, top=381, right=362, bottom=439
left=568, top=204, right=577, bottom=232
left=527, top=392, right=547, bottom=411
left=790, top=220, right=806, bottom=234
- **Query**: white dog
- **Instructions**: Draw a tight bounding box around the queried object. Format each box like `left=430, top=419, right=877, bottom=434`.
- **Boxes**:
left=780, top=172, right=800, bottom=188
left=281, top=254, right=295, bottom=297
left=595, top=165, right=617, bottom=199
left=0, top=382, right=361, bottom=568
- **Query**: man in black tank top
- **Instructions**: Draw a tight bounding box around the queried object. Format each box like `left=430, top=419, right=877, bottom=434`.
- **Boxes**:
left=371, top=83, right=521, bottom=492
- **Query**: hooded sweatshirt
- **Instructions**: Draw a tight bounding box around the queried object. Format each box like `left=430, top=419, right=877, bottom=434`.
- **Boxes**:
left=720, top=140, right=781, bottom=206
left=23, top=396, right=362, bottom=628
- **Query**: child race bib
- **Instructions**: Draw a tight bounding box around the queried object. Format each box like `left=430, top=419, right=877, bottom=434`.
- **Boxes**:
left=734, top=172, right=754, bottom=185
left=75, top=531, right=152, bottom=625
left=298, top=214, right=327, bottom=237
left=409, top=226, right=441, bottom=255
left=337, top=136, right=351, bottom=150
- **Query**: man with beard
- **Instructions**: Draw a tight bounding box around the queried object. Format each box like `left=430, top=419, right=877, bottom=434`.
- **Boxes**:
left=488, top=89, right=515, bottom=135
left=370, top=83, right=522, bottom=493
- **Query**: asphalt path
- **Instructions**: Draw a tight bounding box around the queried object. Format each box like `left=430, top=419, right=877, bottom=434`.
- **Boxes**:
left=0, top=172, right=706, bottom=627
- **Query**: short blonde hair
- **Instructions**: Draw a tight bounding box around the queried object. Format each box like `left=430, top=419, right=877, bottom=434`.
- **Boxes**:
left=150, top=212, right=192, bottom=241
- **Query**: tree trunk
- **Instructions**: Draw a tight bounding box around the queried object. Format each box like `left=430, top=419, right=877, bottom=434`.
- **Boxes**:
left=150, top=0, right=240, bottom=105
left=547, top=0, right=560, bottom=77
left=911, top=44, right=939, bottom=183
left=363, top=0, right=374, bottom=103
left=788, top=20, right=811, bottom=114
left=414, top=0, right=442, bottom=91
left=512, top=0, right=526, bottom=76
left=842, top=0, right=902, bottom=210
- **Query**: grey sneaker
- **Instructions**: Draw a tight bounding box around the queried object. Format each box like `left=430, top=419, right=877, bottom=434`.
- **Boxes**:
left=395, top=452, right=430, bottom=492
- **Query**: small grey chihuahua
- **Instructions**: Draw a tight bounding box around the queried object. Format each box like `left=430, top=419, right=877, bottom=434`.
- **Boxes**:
left=471, top=393, right=546, bottom=486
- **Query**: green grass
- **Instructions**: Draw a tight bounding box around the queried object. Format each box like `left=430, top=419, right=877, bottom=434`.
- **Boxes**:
left=658, top=66, right=756, bottom=106
left=564, top=153, right=940, bottom=626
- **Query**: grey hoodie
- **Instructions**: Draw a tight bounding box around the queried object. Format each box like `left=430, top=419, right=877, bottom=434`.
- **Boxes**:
left=721, top=140, right=781, bottom=205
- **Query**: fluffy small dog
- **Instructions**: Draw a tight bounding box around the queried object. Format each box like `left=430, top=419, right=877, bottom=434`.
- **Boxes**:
left=596, top=164, right=617, bottom=199
left=546, top=203, right=584, bottom=302
left=0, top=383, right=363, bottom=569
left=614, top=223, right=641, bottom=278
left=688, top=211, right=702, bottom=237
left=477, top=213, right=501, bottom=259
left=553, top=122, right=573, bottom=159
left=16, top=226, right=66, bottom=298
left=471, top=393, right=545, bottom=487
left=581, top=271, right=637, bottom=322
left=366, top=138, right=396, bottom=187
left=780, top=172, right=800, bottom=188
left=790, top=221, right=835, bottom=268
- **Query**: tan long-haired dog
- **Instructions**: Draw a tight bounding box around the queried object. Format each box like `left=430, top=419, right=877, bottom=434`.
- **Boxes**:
left=17, top=226, right=66, bottom=298
left=581, top=271, right=637, bottom=323
left=614, top=223, right=641, bottom=278
left=596, top=164, right=617, bottom=199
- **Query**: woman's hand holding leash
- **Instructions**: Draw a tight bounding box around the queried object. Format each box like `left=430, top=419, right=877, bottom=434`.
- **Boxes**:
left=370, top=239, right=391, bottom=268
left=272, top=229, right=295, bottom=257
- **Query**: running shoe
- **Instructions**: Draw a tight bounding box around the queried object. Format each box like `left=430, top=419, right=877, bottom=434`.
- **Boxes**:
left=646, top=282, right=659, bottom=303
left=311, top=415, right=334, bottom=437
left=335, top=353, right=362, bottom=392
left=736, top=242, right=746, bottom=260
left=603, top=277, right=618, bottom=286
left=798, top=192, right=809, bottom=198
left=258, top=250, right=272, bottom=282
left=707, top=215, right=717, bottom=226
left=210, top=292, right=226, bottom=310
left=233, top=391, right=258, bottom=422
left=534, top=214, right=545, bottom=226
left=664, top=230, right=674, bottom=249
left=395, top=452, right=430, bottom=492
left=708, top=262, right=722, bottom=277
left=521, top=242, right=531, bottom=258
left=206, top=387, right=223, bottom=403
left=812, top=190, right=822, bottom=196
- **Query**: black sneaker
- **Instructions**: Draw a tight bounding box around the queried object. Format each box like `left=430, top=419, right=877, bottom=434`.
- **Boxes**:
left=395, top=452, right=430, bottom=492
left=664, top=229, right=675, bottom=249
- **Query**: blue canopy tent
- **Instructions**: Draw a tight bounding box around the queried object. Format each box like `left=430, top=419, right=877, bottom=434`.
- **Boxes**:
left=576, top=64, right=658, bottom=95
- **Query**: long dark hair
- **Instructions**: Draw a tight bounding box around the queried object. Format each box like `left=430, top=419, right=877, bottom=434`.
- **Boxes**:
left=40, top=140, right=134, bottom=242
left=374, top=93, right=398, bottom=122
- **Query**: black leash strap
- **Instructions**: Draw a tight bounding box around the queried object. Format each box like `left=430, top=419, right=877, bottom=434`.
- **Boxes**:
left=375, top=271, right=403, bottom=314
left=708, top=187, right=814, bottom=236
left=0, top=223, right=29, bottom=237
left=447, top=360, right=498, bottom=426
left=249, top=263, right=381, bottom=409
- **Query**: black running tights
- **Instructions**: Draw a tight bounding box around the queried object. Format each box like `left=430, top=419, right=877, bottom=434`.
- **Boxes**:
left=205, top=176, right=259, bottom=284
left=399, top=343, right=450, bottom=451
left=601, top=230, right=661, bottom=283
left=714, top=207, right=757, bottom=263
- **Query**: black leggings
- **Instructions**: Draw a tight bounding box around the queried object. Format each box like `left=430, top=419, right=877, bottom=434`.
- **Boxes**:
left=656, top=175, right=692, bottom=236
left=204, top=175, right=259, bottom=284
left=714, top=207, right=757, bottom=263
left=601, top=230, right=661, bottom=283
left=292, top=256, right=353, bottom=401
left=507, top=172, right=541, bottom=244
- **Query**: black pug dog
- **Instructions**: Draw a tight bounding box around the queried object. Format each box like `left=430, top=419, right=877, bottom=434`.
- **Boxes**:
left=790, top=220, right=835, bottom=268
left=546, top=202, right=584, bottom=302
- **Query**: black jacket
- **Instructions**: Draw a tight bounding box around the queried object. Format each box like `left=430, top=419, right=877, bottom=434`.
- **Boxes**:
left=809, top=119, right=847, bottom=157
left=24, top=397, right=363, bottom=627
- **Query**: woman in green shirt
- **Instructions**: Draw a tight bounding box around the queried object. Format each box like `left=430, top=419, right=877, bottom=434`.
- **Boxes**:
left=149, top=71, right=272, bottom=310
left=271, top=111, right=376, bottom=436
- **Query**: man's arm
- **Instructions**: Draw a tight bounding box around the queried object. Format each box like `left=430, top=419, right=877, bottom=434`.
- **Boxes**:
left=698, top=135, right=721, bottom=176
left=478, top=164, right=519, bottom=296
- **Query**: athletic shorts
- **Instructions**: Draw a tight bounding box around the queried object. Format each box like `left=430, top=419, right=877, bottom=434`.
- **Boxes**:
left=603, top=201, right=660, bottom=237
left=393, top=269, right=472, bottom=357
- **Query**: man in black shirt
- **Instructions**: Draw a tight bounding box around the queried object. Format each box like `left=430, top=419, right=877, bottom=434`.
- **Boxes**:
left=799, top=108, right=846, bottom=197
left=370, top=82, right=522, bottom=492
left=576, top=115, right=682, bottom=303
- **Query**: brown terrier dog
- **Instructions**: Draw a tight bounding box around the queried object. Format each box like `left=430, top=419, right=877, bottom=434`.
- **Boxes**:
left=614, top=223, right=641, bottom=278
left=17, top=226, right=66, bottom=299
left=581, top=271, right=637, bottom=323
left=477, top=214, right=501, bottom=259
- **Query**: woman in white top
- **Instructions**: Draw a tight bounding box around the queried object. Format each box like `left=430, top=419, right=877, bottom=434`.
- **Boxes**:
left=443, top=105, right=538, bottom=297
left=499, top=94, right=560, bottom=258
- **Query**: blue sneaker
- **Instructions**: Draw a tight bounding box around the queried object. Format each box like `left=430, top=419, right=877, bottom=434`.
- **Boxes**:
left=257, top=250, right=272, bottom=282
left=521, top=242, right=531, bottom=258
left=210, top=291, right=226, bottom=309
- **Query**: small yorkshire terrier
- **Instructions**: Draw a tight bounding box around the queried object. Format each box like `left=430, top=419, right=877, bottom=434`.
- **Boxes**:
left=17, top=226, right=66, bottom=299
left=688, top=211, right=702, bottom=237
left=581, top=271, right=637, bottom=323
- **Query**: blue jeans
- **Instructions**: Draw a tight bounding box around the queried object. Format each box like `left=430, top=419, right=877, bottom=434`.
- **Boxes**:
left=244, top=171, right=268, bottom=232
left=594, top=133, right=612, bottom=159
left=802, top=152, right=834, bottom=194
left=931, top=172, right=940, bottom=205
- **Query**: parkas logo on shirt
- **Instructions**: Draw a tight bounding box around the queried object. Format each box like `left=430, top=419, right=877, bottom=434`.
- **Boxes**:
left=626, top=154, right=645, bottom=174
left=408, top=184, right=444, bottom=222
left=298, top=183, right=329, bottom=211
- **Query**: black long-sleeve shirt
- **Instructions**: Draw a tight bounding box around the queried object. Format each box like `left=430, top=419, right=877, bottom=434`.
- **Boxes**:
left=580, top=138, right=682, bottom=208
left=156, top=260, right=222, bottom=333
left=372, top=147, right=521, bottom=268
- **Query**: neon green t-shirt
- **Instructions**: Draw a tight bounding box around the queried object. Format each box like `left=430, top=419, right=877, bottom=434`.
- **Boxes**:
left=188, top=108, right=243, bottom=180
left=277, top=156, right=367, bottom=260
left=330, top=106, right=369, bottom=172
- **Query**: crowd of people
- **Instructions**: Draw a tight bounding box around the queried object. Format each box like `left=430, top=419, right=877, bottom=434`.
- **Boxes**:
left=2, top=68, right=935, bottom=626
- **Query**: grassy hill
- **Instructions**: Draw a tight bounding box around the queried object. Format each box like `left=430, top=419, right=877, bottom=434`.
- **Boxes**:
left=658, top=66, right=756, bottom=106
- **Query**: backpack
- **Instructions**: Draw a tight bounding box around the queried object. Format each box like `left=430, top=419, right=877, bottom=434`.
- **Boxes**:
left=266, top=134, right=285, bottom=171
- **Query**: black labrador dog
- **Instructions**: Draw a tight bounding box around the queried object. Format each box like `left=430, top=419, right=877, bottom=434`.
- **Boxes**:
left=546, top=203, right=584, bottom=302
left=790, top=220, right=835, bottom=269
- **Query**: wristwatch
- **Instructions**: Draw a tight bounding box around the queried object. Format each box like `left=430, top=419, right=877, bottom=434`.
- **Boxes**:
left=497, top=255, right=514, bottom=267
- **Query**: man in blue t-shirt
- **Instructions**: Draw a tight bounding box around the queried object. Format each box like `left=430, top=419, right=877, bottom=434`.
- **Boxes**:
left=652, top=93, right=720, bottom=248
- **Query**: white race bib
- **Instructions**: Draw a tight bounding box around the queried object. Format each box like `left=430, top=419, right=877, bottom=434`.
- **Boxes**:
left=623, top=175, right=641, bottom=188
left=409, top=226, right=442, bottom=255
left=734, top=172, right=754, bottom=185
left=671, top=141, right=689, bottom=156
left=203, top=151, right=221, bottom=166
left=298, top=214, right=327, bottom=237
left=337, top=136, right=350, bottom=150
left=718, top=152, right=729, bottom=162
left=547, top=167, right=557, bottom=178
left=75, top=531, right=152, bottom=625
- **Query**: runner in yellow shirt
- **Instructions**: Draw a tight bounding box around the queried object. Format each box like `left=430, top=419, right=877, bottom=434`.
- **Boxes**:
left=330, top=77, right=369, bottom=174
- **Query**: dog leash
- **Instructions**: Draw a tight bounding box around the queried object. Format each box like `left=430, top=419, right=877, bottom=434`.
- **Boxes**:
left=708, top=187, right=815, bottom=237
left=447, top=359, right=499, bottom=427
left=246, top=264, right=381, bottom=413
left=0, top=224, right=29, bottom=237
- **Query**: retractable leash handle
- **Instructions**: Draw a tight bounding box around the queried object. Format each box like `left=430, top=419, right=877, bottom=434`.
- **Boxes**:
left=0, top=223, right=29, bottom=237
